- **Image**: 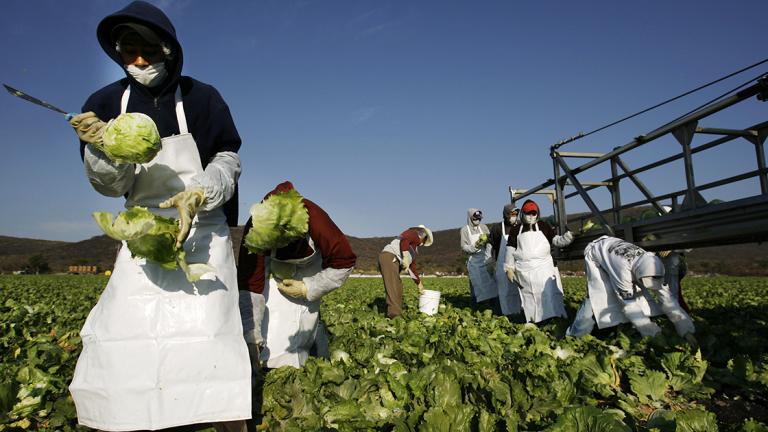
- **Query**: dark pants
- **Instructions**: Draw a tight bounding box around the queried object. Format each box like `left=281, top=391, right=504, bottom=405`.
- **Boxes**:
left=378, top=251, right=404, bottom=318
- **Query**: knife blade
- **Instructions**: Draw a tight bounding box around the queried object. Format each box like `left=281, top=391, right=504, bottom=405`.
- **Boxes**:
left=3, top=83, right=70, bottom=115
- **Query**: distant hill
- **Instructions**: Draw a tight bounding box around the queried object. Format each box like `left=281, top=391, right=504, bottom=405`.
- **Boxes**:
left=1, top=226, right=766, bottom=276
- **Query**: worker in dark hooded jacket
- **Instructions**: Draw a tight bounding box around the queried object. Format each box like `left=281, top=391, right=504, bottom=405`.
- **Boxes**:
left=504, top=200, right=574, bottom=323
left=67, top=2, right=250, bottom=431
left=488, top=204, right=523, bottom=316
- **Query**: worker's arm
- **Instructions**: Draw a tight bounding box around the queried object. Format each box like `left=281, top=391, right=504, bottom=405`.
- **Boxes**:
left=83, top=144, right=136, bottom=197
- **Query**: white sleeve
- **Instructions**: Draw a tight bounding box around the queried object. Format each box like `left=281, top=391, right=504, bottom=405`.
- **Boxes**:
left=83, top=144, right=135, bottom=197
left=460, top=227, right=478, bottom=254
left=303, top=266, right=354, bottom=302
left=239, top=291, right=266, bottom=345
left=504, top=246, right=516, bottom=271
left=552, top=231, right=574, bottom=248
left=190, top=151, right=241, bottom=211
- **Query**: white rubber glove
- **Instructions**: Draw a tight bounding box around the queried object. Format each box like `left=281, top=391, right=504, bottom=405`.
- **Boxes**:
left=277, top=279, right=308, bottom=299
left=69, top=112, right=107, bottom=146
left=417, top=281, right=425, bottom=294
left=506, top=268, right=516, bottom=283
left=159, top=188, right=206, bottom=248
left=400, top=251, right=412, bottom=270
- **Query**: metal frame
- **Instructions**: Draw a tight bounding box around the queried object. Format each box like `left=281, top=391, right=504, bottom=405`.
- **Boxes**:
left=510, top=74, right=768, bottom=260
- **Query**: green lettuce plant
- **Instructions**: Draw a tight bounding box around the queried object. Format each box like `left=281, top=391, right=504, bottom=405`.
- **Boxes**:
left=99, top=112, right=161, bottom=164
left=243, top=189, right=309, bottom=254
left=93, top=207, right=214, bottom=281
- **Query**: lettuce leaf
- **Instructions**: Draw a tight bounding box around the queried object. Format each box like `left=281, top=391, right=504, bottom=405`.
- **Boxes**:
left=93, top=207, right=214, bottom=281
left=243, top=188, right=309, bottom=254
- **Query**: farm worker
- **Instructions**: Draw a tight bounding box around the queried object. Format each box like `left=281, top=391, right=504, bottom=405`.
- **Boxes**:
left=66, top=2, right=250, bottom=430
left=566, top=236, right=696, bottom=342
left=658, top=249, right=690, bottom=312
left=460, top=209, right=498, bottom=308
left=488, top=205, right=523, bottom=316
left=654, top=207, right=691, bottom=312
left=237, top=181, right=357, bottom=368
left=379, top=225, right=434, bottom=318
left=504, top=199, right=574, bottom=323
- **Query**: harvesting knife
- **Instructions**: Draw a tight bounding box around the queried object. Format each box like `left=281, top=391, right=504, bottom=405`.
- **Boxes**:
left=3, top=83, right=75, bottom=118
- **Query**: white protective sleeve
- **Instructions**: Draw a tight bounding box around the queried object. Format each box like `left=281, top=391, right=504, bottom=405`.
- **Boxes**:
left=655, top=284, right=696, bottom=336
left=190, top=151, right=241, bottom=211
left=459, top=226, right=480, bottom=254
left=83, top=144, right=136, bottom=197
left=483, top=242, right=493, bottom=261
left=504, top=246, right=516, bottom=271
left=552, top=231, right=574, bottom=248
left=303, top=266, right=354, bottom=302
left=239, top=291, right=266, bottom=346
left=622, top=299, right=662, bottom=337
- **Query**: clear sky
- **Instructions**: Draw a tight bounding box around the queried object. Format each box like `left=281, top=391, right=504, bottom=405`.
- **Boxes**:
left=1, top=0, right=766, bottom=242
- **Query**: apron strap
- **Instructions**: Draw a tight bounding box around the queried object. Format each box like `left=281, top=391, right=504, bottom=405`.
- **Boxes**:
left=120, top=87, right=130, bottom=114
left=119, top=86, right=188, bottom=134
left=174, top=87, right=188, bottom=134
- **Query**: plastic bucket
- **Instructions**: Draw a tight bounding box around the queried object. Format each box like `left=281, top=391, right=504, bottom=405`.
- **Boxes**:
left=418, top=289, right=441, bottom=315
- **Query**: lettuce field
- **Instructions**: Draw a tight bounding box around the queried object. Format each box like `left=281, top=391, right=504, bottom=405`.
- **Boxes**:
left=1, top=274, right=767, bottom=431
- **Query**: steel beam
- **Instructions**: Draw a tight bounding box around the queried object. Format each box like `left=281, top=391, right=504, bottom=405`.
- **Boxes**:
left=610, top=157, right=622, bottom=224
left=556, top=151, right=605, bottom=158
left=615, top=157, right=667, bottom=215
left=695, top=127, right=758, bottom=137
left=746, top=129, right=768, bottom=194
left=555, top=155, right=614, bottom=236
left=672, top=121, right=699, bottom=210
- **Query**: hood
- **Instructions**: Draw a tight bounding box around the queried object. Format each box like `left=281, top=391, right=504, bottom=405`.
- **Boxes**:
left=97, top=1, right=183, bottom=90
left=503, top=204, right=519, bottom=224
left=466, top=208, right=482, bottom=226
left=264, top=180, right=298, bottom=200
left=631, top=253, right=665, bottom=279
left=521, top=199, right=540, bottom=224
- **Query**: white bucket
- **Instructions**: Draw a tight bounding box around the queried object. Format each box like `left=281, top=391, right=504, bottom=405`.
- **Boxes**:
left=418, top=289, right=441, bottom=315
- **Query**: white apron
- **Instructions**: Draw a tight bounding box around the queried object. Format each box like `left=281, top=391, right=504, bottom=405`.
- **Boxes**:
left=261, top=237, right=324, bottom=368
left=512, top=224, right=566, bottom=323
left=495, top=223, right=522, bottom=315
left=69, top=87, right=251, bottom=431
left=466, top=225, right=497, bottom=302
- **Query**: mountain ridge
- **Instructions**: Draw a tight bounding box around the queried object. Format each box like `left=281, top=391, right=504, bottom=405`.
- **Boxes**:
left=1, top=225, right=766, bottom=276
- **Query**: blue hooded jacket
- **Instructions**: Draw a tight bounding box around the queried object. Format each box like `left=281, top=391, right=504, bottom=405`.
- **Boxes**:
left=80, top=1, right=240, bottom=226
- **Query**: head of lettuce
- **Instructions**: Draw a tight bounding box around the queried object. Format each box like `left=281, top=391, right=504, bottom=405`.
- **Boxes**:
left=93, top=207, right=214, bottom=281
left=99, top=112, right=161, bottom=164
left=243, top=186, right=310, bottom=255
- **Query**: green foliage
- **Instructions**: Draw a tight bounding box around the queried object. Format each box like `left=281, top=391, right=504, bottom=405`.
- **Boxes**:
left=93, top=207, right=214, bottom=281
left=2, top=275, right=767, bottom=430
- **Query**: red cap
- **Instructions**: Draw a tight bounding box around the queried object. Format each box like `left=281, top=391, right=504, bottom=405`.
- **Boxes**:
left=521, top=200, right=539, bottom=214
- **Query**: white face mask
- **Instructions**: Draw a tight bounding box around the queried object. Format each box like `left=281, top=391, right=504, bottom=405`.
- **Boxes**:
left=125, top=62, right=168, bottom=87
left=523, top=214, right=537, bottom=225
left=471, top=219, right=481, bottom=226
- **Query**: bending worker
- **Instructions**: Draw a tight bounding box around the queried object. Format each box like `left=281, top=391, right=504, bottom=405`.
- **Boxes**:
left=238, top=181, right=357, bottom=369
left=488, top=205, right=523, bottom=316
left=67, top=2, right=250, bottom=431
left=459, top=208, right=498, bottom=308
left=379, top=225, right=434, bottom=318
left=504, top=200, right=574, bottom=323
left=566, top=235, right=696, bottom=342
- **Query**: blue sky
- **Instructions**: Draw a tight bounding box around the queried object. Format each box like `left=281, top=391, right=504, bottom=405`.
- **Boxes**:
left=0, top=0, right=766, bottom=242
